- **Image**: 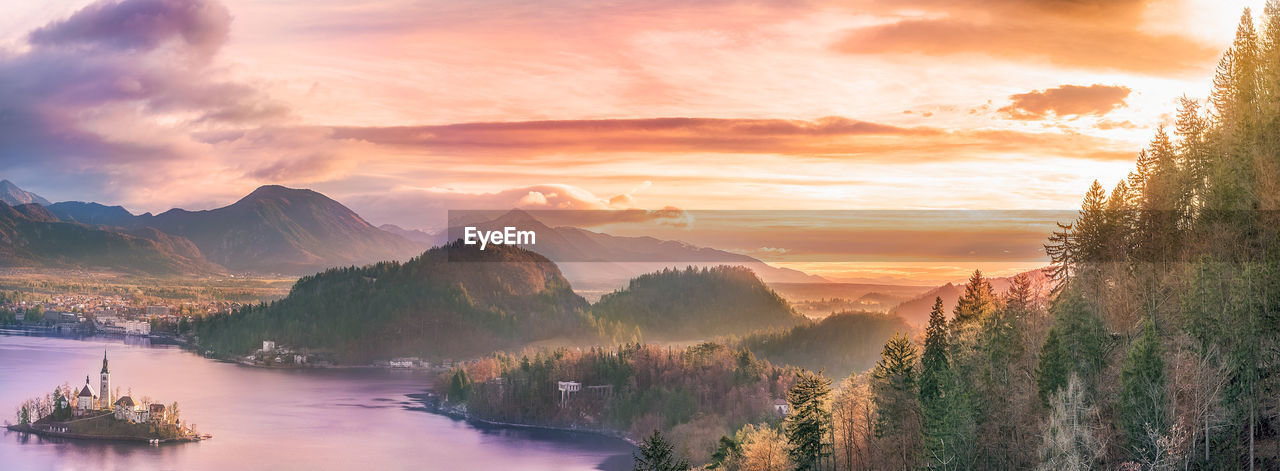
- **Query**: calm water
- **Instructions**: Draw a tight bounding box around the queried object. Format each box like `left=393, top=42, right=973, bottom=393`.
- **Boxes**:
left=0, top=332, right=634, bottom=471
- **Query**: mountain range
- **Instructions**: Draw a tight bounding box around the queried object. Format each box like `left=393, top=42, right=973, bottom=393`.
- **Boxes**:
left=0, top=202, right=222, bottom=275
left=4, top=180, right=823, bottom=286
left=45, top=185, right=424, bottom=274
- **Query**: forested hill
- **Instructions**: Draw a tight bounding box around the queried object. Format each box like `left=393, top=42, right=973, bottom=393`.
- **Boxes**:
left=0, top=202, right=222, bottom=275
left=191, top=240, right=597, bottom=362
left=738, top=311, right=910, bottom=379
left=591, top=265, right=804, bottom=341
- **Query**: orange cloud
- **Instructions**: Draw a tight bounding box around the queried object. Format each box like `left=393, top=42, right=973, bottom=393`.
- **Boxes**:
left=999, top=84, right=1132, bottom=120
left=833, top=0, right=1220, bottom=75
left=328, top=117, right=1134, bottom=162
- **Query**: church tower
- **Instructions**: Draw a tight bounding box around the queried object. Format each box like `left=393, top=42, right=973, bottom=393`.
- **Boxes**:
left=99, top=350, right=111, bottom=409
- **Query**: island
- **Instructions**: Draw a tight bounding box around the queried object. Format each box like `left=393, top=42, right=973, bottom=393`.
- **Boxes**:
left=5, top=351, right=209, bottom=444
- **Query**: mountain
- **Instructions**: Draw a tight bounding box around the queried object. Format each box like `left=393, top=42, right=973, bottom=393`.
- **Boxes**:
left=46, top=201, right=137, bottom=227
left=888, top=268, right=1052, bottom=326
left=0, top=202, right=222, bottom=275
left=51, top=185, right=425, bottom=274
left=0, top=180, right=51, bottom=206
left=456, top=209, right=827, bottom=289
left=590, top=265, right=805, bottom=341
left=378, top=224, right=439, bottom=244
left=190, top=240, right=594, bottom=362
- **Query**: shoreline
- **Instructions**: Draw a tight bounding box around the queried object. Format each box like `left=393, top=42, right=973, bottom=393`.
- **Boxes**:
left=3, top=423, right=205, bottom=444
left=428, top=404, right=639, bottom=447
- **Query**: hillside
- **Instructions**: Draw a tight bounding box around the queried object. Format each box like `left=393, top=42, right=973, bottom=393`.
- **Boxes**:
left=0, top=203, right=222, bottom=275
left=738, top=311, right=912, bottom=379
left=51, top=186, right=424, bottom=274
left=590, top=265, right=804, bottom=341
left=190, top=240, right=595, bottom=362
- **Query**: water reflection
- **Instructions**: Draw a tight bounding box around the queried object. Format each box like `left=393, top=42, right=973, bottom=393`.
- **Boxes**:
left=0, top=333, right=635, bottom=470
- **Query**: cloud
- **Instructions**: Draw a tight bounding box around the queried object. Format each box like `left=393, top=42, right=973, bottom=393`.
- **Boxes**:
left=328, top=116, right=1132, bottom=162
left=28, top=0, right=231, bottom=58
left=833, top=0, right=1220, bottom=75
left=998, top=84, right=1132, bottom=120
left=0, top=0, right=295, bottom=207
left=341, top=183, right=680, bottom=230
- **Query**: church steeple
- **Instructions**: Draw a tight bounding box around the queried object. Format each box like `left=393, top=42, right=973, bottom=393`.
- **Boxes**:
left=99, top=350, right=111, bottom=409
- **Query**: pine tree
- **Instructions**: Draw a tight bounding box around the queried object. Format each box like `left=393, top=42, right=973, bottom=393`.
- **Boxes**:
left=1036, top=328, right=1068, bottom=407
left=920, top=297, right=949, bottom=417
left=872, top=332, right=922, bottom=470
left=785, top=369, right=832, bottom=471
left=952, top=270, right=996, bottom=326
left=1118, top=317, right=1169, bottom=463
left=1036, top=288, right=1108, bottom=405
left=448, top=368, right=471, bottom=403
left=633, top=429, right=691, bottom=471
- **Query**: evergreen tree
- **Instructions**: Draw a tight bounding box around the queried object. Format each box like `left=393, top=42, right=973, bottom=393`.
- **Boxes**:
left=707, top=435, right=740, bottom=470
left=919, top=297, right=949, bottom=417
left=785, top=369, right=832, bottom=471
left=952, top=270, right=996, bottom=326
left=1035, top=328, right=1068, bottom=407
left=448, top=368, right=472, bottom=403
left=872, top=332, right=922, bottom=469
left=1035, top=288, right=1108, bottom=404
left=1118, top=317, right=1169, bottom=463
left=633, top=429, right=691, bottom=471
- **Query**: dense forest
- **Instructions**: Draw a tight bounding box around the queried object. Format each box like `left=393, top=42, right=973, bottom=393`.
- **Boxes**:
left=592, top=266, right=804, bottom=341
left=191, top=258, right=816, bottom=363
left=191, top=241, right=601, bottom=362
left=442, top=342, right=797, bottom=464
left=629, top=7, right=1280, bottom=470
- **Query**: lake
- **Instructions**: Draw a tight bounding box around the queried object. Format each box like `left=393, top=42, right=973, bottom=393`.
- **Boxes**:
left=0, top=332, right=635, bottom=470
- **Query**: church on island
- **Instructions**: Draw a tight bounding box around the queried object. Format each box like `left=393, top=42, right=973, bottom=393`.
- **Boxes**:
left=8, top=350, right=206, bottom=444
left=71, top=351, right=164, bottom=424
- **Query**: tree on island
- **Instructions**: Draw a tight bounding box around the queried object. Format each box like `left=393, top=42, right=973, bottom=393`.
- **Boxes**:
left=633, top=429, right=691, bottom=471
left=18, top=405, right=30, bottom=426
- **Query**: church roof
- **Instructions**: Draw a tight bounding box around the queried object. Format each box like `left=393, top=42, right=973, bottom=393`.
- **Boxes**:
left=78, top=384, right=95, bottom=397
left=114, top=396, right=135, bottom=407
left=101, top=350, right=109, bottom=374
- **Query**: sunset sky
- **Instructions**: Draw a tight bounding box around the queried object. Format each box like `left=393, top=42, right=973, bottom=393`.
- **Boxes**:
left=0, top=0, right=1264, bottom=282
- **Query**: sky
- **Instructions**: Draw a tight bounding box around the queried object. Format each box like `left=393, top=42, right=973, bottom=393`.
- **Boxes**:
left=0, top=0, right=1265, bottom=283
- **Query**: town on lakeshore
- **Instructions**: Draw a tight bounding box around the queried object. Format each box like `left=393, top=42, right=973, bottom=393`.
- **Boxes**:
left=5, top=351, right=209, bottom=444
left=0, top=287, right=243, bottom=339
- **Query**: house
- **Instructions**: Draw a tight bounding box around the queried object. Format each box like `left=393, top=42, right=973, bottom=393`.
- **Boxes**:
left=262, top=340, right=275, bottom=352
left=773, top=398, right=790, bottom=416
left=113, top=396, right=146, bottom=423
left=557, top=381, right=581, bottom=407
left=146, top=306, right=169, bottom=316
